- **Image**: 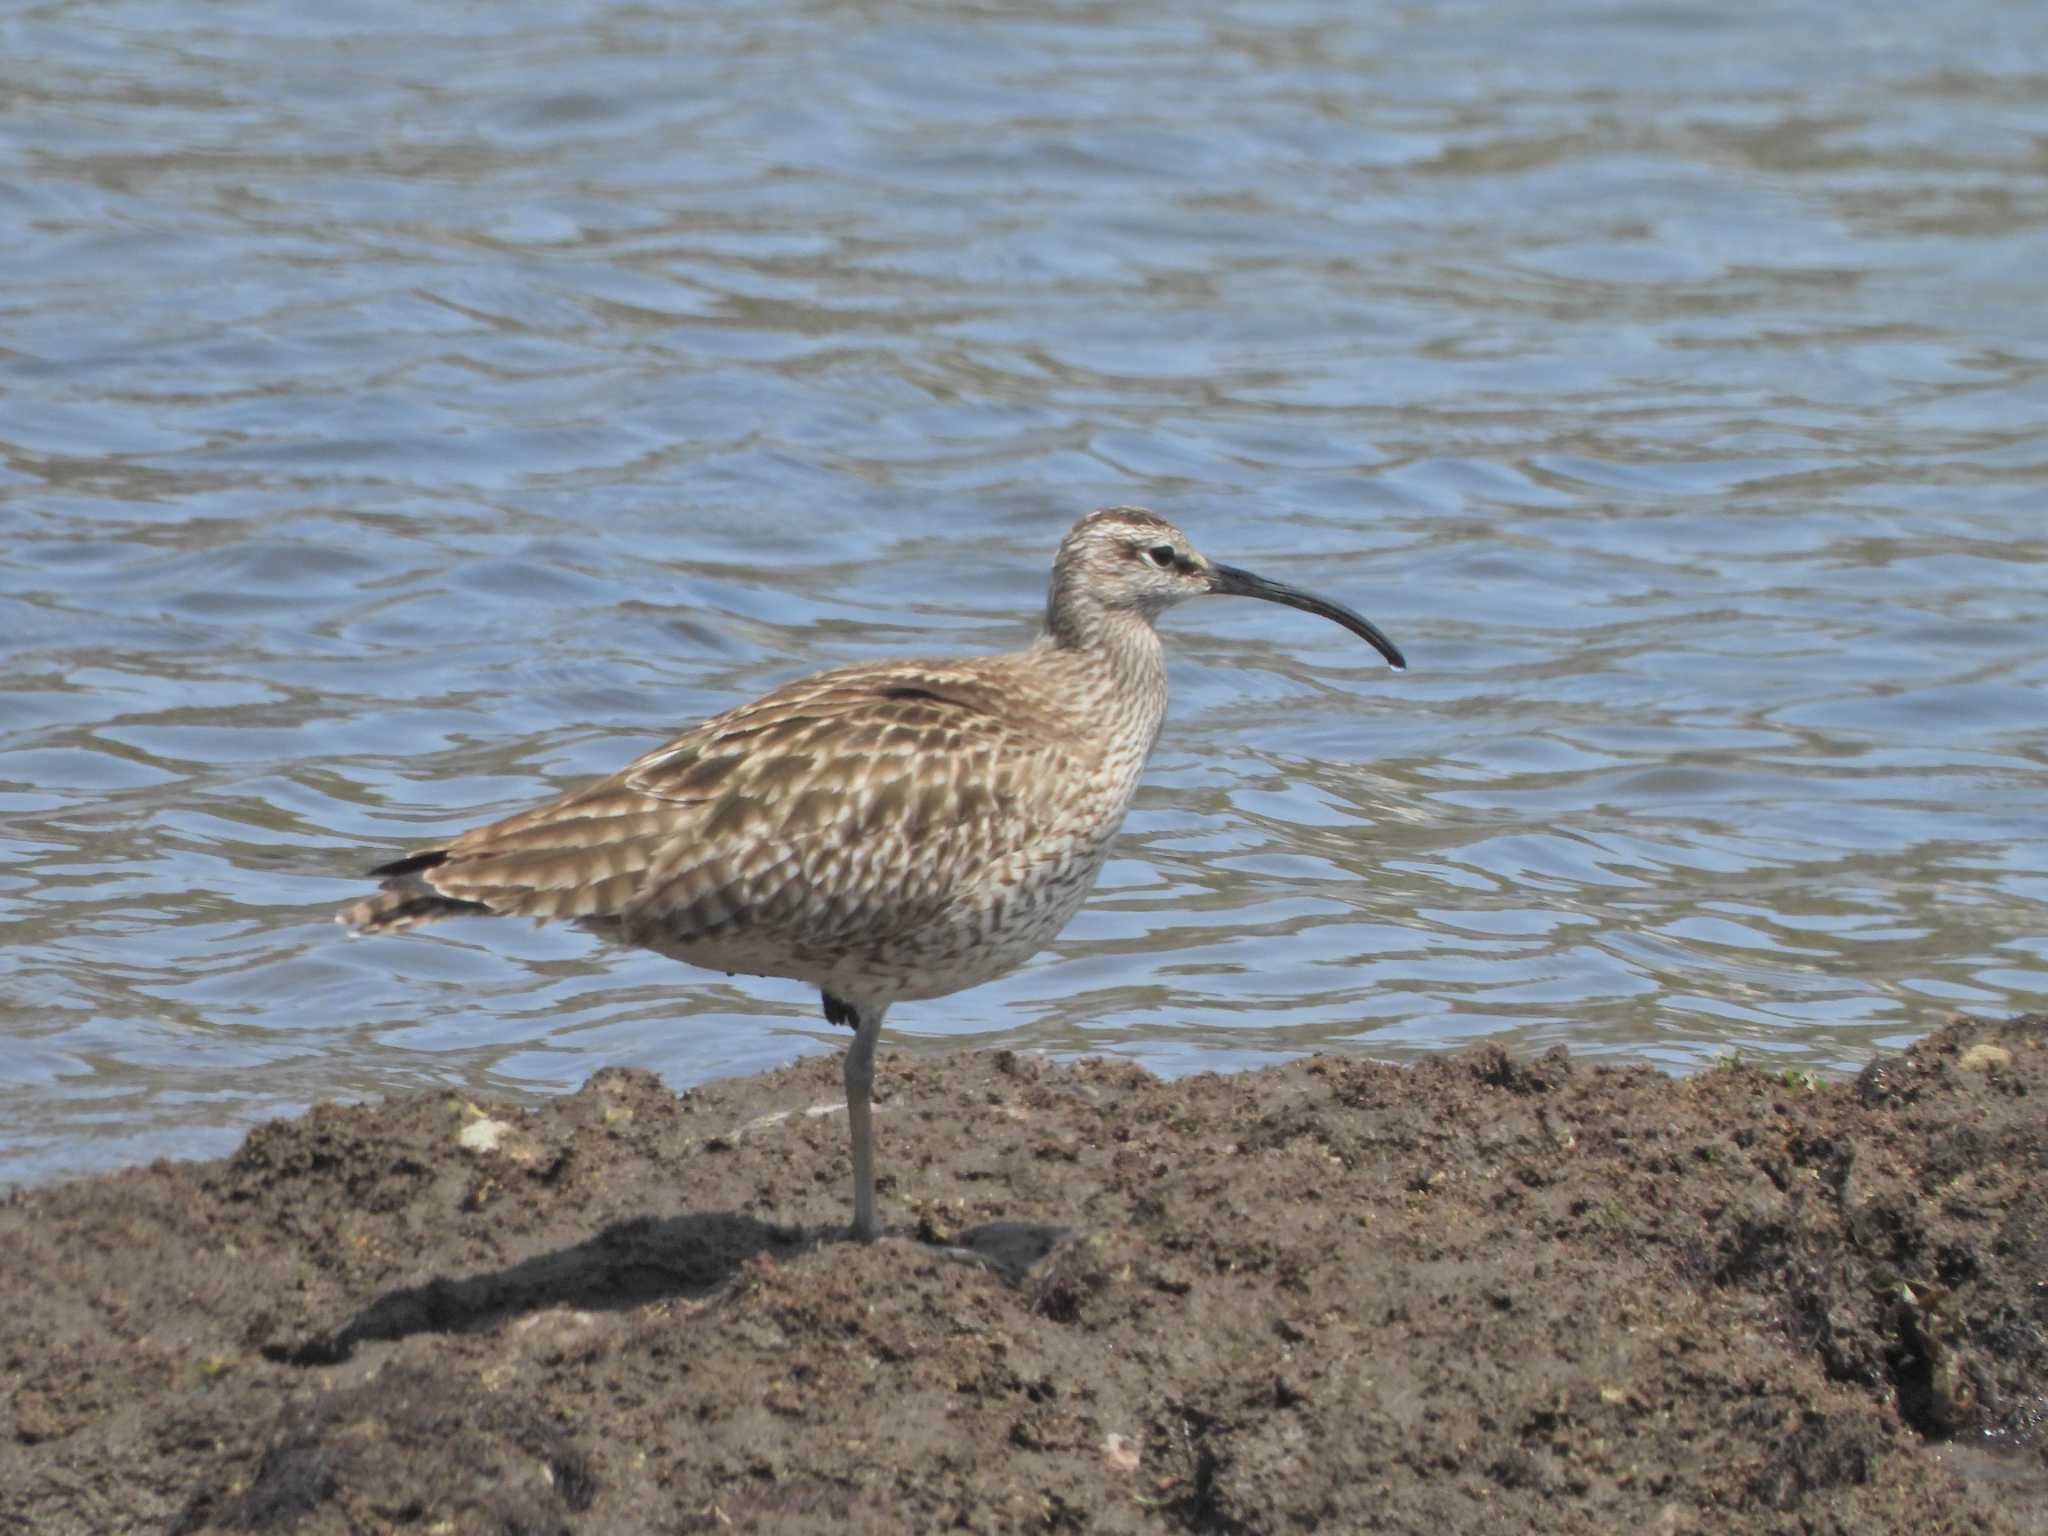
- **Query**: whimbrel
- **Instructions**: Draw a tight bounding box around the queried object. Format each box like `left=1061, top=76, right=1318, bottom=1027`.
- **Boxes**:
left=339, top=507, right=1404, bottom=1240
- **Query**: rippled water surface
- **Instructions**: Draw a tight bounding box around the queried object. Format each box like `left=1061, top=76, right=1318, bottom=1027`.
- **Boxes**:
left=4, top=0, right=2046, bottom=1183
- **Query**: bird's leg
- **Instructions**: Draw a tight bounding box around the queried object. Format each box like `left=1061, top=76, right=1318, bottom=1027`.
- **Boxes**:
left=824, top=993, right=886, bottom=1242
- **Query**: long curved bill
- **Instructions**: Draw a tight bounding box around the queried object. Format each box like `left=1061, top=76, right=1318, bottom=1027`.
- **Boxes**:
left=1208, top=562, right=1407, bottom=671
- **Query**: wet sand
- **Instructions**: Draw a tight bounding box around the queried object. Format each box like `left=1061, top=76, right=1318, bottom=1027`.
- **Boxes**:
left=5, top=1014, right=2044, bottom=1534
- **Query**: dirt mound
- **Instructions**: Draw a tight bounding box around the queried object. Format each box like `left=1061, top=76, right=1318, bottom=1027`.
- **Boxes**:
left=5, top=1015, right=2044, bottom=1533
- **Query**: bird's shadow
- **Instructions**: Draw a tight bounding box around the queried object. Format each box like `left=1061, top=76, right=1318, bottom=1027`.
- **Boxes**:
left=268, top=1210, right=1069, bottom=1368
left=267, top=1210, right=799, bottom=1367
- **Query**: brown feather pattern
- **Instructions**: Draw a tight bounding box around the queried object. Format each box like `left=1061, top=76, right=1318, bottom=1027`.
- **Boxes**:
left=338, top=645, right=1156, bottom=1002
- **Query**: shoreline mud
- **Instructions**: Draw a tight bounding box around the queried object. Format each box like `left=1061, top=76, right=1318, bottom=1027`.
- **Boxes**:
left=5, top=1014, right=2045, bottom=1533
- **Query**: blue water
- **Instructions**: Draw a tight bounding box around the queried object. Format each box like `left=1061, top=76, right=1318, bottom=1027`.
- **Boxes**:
left=3, top=0, right=2046, bottom=1183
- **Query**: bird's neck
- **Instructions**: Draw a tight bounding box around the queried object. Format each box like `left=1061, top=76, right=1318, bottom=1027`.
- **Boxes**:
left=1046, top=590, right=1156, bottom=661
left=1036, top=601, right=1168, bottom=744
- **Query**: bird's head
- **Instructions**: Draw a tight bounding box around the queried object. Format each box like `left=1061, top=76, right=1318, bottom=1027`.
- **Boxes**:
left=1048, top=505, right=1405, bottom=669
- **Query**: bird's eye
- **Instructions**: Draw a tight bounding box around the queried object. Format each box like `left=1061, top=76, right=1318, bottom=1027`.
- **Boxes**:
left=1146, top=545, right=1177, bottom=569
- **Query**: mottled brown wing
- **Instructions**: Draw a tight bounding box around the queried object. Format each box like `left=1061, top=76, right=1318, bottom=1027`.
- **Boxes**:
left=337, top=660, right=1088, bottom=945
left=616, top=673, right=1087, bottom=956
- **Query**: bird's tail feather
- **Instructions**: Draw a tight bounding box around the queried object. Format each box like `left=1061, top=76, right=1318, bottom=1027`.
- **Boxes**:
left=336, top=880, right=491, bottom=934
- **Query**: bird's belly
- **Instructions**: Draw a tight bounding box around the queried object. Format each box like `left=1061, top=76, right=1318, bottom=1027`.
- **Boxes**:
left=850, top=862, right=1100, bottom=1002
left=615, top=826, right=1119, bottom=1006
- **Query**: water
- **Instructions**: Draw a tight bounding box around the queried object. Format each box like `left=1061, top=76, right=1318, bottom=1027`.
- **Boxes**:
left=3, top=0, right=2045, bottom=1185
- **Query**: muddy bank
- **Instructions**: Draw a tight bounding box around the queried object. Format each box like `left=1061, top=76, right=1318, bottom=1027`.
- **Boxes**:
left=4, top=1014, right=2044, bottom=1534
